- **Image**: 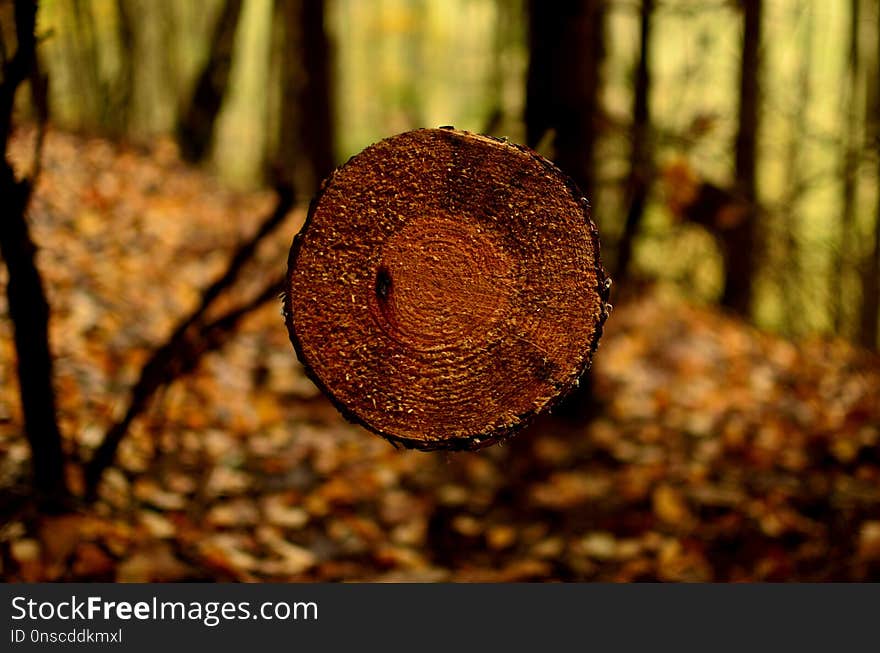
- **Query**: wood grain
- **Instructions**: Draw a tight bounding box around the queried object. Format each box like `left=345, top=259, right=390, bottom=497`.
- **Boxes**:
left=285, top=127, right=610, bottom=449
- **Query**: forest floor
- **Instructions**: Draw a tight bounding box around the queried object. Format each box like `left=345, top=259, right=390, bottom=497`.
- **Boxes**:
left=2, top=128, right=880, bottom=582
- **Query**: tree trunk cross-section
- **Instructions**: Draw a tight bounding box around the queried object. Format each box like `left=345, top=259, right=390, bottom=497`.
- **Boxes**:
left=285, top=128, right=610, bottom=450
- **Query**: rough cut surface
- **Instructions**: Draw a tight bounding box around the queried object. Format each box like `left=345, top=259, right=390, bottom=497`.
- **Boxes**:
left=285, top=128, right=609, bottom=449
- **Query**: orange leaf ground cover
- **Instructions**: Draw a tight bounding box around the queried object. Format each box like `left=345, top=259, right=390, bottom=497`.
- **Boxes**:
left=2, top=129, right=879, bottom=581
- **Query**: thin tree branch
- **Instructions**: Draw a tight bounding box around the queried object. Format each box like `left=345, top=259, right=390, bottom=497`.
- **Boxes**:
left=83, top=186, right=295, bottom=499
left=181, top=184, right=294, bottom=336
left=615, top=0, right=654, bottom=280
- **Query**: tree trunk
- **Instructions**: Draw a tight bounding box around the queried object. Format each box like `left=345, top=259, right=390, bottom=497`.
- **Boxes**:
left=834, top=0, right=861, bottom=332
left=525, top=0, right=606, bottom=421
left=175, top=0, right=243, bottom=163
left=112, top=0, right=137, bottom=135
left=727, top=0, right=762, bottom=316
left=860, top=0, right=880, bottom=349
left=0, top=0, right=69, bottom=508
left=274, top=0, right=335, bottom=194
left=615, top=0, right=653, bottom=281
left=285, top=128, right=609, bottom=450
left=274, top=0, right=301, bottom=187
left=525, top=0, right=605, bottom=200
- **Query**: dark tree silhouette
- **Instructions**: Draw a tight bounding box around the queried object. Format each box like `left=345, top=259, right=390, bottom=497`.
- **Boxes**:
left=112, top=0, right=136, bottom=134
left=615, top=0, right=654, bottom=281
left=1, top=0, right=311, bottom=503
left=86, top=0, right=339, bottom=497
left=834, top=0, right=861, bottom=331
left=525, top=0, right=607, bottom=420
left=176, top=0, right=243, bottom=163
left=525, top=0, right=605, bottom=200
left=84, top=186, right=295, bottom=498
left=275, top=0, right=335, bottom=194
left=0, top=0, right=69, bottom=508
left=727, top=0, right=762, bottom=316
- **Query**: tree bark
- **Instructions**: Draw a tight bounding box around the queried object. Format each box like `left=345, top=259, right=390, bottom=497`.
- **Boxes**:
left=175, top=0, right=243, bottom=163
left=285, top=128, right=610, bottom=449
left=615, top=0, right=654, bottom=281
left=834, top=0, right=861, bottom=332
left=274, top=0, right=335, bottom=194
left=525, top=0, right=605, bottom=200
left=727, top=0, right=762, bottom=316
left=525, top=0, right=606, bottom=421
left=0, top=0, right=70, bottom=507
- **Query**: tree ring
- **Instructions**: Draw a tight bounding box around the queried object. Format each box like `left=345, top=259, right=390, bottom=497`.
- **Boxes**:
left=285, top=128, right=609, bottom=450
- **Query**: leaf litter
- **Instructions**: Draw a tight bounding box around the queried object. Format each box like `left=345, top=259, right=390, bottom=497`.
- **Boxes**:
left=1, top=128, right=880, bottom=582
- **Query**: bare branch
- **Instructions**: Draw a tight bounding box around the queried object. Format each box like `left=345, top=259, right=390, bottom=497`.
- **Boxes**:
left=83, top=187, right=295, bottom=499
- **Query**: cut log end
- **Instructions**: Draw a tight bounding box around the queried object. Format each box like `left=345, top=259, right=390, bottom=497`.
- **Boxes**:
left=285, top=128, right=610, bottom=450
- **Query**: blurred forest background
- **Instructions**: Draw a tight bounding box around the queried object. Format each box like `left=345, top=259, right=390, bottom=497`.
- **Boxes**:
left=1, top=0, right=879, bottom=582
